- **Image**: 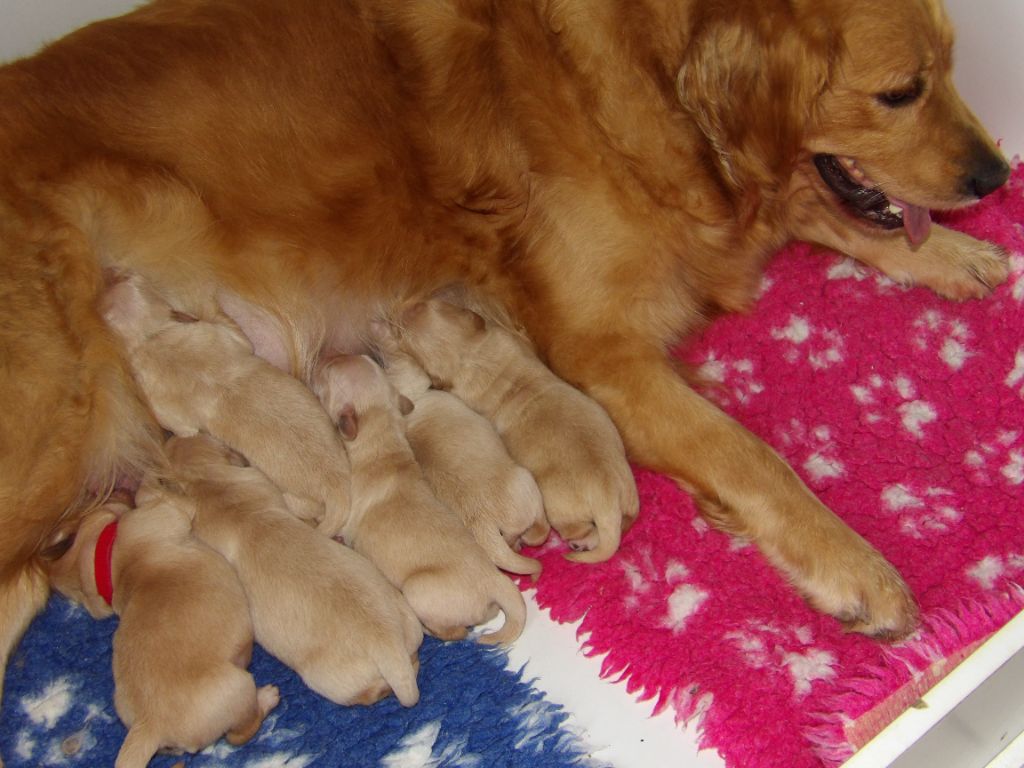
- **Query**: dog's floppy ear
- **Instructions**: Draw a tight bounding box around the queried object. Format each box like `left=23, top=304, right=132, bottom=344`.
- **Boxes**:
left=675, top=6, right=834, bottom=189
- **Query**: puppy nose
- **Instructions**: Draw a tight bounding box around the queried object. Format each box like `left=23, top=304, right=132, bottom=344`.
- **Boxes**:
left=965, top=151, right=1010, bottom=199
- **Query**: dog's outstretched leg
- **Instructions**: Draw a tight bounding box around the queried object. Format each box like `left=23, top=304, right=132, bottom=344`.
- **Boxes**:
left=555, top=339, right=919, bottom=639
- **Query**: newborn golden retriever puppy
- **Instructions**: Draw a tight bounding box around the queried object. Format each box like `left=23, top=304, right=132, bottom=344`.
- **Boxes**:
left=392, top=300, right=640, bottom=564
left=312, top=354, right=527, bottom=644
left=45, top=498, right=278, bottom=768
left=376, top=338, right=548, bottom=577
left=101, top=273, right=351, bottom=536
left=163, top=433, right=423, bottom=707
left=3, top=0, right=1014, bottom=678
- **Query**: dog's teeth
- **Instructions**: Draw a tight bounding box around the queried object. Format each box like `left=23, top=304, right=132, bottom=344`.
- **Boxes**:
left=887, top=203, right=902, bottom=215
left=839, top=156, right=868, bottom=183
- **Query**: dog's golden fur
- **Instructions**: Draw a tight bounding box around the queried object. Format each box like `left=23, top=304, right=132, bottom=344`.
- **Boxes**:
left=0, top=0, right=1012, bottom=703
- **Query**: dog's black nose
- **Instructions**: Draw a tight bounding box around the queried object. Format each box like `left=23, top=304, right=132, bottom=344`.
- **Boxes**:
left=965, top=150, right=1011, bottom=199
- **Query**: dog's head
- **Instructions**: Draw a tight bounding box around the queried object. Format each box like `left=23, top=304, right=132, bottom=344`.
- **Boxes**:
left=42, top=502, right=125, bottom=619
left=674, top=0, right=1008, bottom=245
left=391, top=300, right=488, bottom=386
left=100, top=272, right=179, bottom=349
left=312, top=354, right=414, bottom=440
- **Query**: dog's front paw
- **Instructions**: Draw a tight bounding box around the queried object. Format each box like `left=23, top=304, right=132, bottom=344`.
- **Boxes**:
left=805, top=545, right=919, bottom=640
left=924, top=230, right=1009, bottom=301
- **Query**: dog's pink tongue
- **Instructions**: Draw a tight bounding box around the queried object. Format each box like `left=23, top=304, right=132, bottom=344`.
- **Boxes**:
left=897, top=201, right=932, bottom=246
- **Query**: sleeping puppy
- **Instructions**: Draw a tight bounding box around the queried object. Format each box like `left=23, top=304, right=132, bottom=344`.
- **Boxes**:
left=45, top=497, right=278, bottom=768
left=162, top=433, right=423, bottom=707
left=100, top=273, right=351, bottom=537
left=390, top=300, right=640, bottom=563
left=311, top=354, right=527, bottom=644
left=375, top=338, right=548, bottom=577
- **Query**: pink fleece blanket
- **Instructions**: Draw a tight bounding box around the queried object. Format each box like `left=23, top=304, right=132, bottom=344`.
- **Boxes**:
left=527, top=163, right=1024, bottom=767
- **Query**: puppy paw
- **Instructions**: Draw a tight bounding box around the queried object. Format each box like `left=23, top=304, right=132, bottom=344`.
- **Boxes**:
left=517, top=518, right=552, bottom=548
left=555, top=509, right=629, bottom=564
left=428, top=624, right=470, bottom=642
left=554, top=520, right=599, bottom=553
left=257, top=684, right=281, bottom=715
left=352, top=680, right=394, bottom=706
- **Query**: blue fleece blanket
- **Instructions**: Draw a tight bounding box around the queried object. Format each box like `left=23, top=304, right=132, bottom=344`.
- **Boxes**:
left=2, top=596, right=600, bottom=767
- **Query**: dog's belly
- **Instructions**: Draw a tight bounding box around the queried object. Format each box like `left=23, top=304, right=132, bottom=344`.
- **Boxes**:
left=209, top=232, right=513, bottom=375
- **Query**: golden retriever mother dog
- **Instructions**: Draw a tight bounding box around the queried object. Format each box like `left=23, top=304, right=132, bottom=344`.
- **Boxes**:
left=0, top=0, right=1011, bottom=700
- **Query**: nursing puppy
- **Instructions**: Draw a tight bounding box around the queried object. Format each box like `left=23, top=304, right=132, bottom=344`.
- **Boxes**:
left=391, top=300, right=640, bottom=563
left=163, top=433, right=423, bottom=707
left=376, top=339, right=547, bottom=576
left=45, top=498, right=278, bottom=768
left=312, top=354, right=527, bottom=644
left=101, top=273, right=351, bottom=536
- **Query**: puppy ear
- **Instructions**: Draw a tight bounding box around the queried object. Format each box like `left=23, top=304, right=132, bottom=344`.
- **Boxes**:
left=226, top=446, right=248, bottom=467
left=169, top=309, right=199, bottom=323
left=38, top=532, right=76, bottom=562
left=367, top=316, right=392, bottom=341
left=469, top=309, right=486, bottom=333
left=398, top=395, right=415, bottom=416
left=338, top=404, right=359, bottom=440
left=675, top=9, right=833, bottom=189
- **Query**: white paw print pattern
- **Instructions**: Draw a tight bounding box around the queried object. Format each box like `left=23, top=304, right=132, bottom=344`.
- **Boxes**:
left=724, top=621, right=836, bottom=699
left=1006, top=253, right=1024, bottom=303
left=967, top=552, right=1024, bottom=590
left=964, top=430, right=1024, bottom=486
left=912, top=309, right=974, bottom=370
left=19, top=678, right=76, bottom=729
left=12, top=676, right=118, bottom=766
left=826, top=257, right=904, bottom=295
left=696, top=351, right=765, bottom=407
left=850, top=373, right=937, bottom=439
left=770, top=314, right=845, bottom=370
left=880, top=484, right=963, bottom=538
left=1006, top=348, right=1024, bottom=398
left=775, top=419, right=845, bottom=485
left=620, top=548, right=709, bottom=633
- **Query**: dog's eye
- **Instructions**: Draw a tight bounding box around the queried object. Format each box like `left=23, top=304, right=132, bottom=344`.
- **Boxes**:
left=875, top=80, right=923, bottom=108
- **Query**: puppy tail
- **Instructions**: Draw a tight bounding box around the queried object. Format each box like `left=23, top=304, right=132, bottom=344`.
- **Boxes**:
left=114, top=724, right=162, bottom=768
left=381, top=655, right=421, bottom=708
left=476, top=525, right=542, bottom=578
left=477, top=576, right=526, bottom=646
